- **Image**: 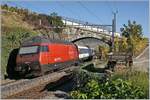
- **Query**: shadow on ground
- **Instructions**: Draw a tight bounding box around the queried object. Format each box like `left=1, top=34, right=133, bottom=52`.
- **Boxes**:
left=41, top=74, right=74, bottom=98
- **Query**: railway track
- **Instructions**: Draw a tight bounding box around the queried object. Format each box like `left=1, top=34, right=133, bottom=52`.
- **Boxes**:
left=1, top=79, right=17, bottom=86
left=6, top=73, right=73, bottom=99
left=1, top=60, right=105, bottom=99
left=1, top=65, right=77, bottom=99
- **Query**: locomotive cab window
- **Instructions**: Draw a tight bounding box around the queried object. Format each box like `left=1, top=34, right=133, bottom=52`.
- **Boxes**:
left=40, top=46, right=49, bottom=52
left=19, top=46, right=39, bottom=55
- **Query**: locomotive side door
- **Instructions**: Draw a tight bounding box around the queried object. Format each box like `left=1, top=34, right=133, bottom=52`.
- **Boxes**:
left=69, top=46, right=74, bottom=60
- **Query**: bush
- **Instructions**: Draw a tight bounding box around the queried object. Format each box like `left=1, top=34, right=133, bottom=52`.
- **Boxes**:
left=111, top=70, right=149, bottom=98
left=70, top=78, right=145, bottom=99
left=1, top=31, right=35, bottom=76
left=70, top=67, right=148, bottom=99
left=72, top=68, right=105, bottom=89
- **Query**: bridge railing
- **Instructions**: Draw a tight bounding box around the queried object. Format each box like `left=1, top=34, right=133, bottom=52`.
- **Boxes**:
left=61, top=16, right=112, bottom=32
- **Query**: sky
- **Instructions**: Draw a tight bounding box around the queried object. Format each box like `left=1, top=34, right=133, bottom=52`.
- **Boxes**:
left=2, top=0, right=149, bottom=37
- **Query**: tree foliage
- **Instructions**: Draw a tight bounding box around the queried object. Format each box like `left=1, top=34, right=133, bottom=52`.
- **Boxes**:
left=114, top=36, right=119, bottom=52
left=120, top=20, right=143, bottom=39
left=47, top=12, right=64, bottom=33
left=119, top=20, right=148, bottom=55
left=98, top=45, right=109, bottom=60
left=114, top=36, right=128, bottom=52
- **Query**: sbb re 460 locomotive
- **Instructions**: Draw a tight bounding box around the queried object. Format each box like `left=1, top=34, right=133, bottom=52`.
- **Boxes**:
left=7, top=36, right=94, bottom=78
left=15, top=36, right=79, bottom=77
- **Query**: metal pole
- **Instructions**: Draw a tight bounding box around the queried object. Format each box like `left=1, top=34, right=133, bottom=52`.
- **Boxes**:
left=112, top=11, right=117, bottom=52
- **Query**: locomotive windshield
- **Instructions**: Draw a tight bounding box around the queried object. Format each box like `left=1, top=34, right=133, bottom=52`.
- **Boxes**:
left=19, top=46, right=39, bottom=54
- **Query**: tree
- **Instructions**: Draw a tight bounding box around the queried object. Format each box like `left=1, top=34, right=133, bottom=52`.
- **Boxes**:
left=120, top=20, right=143, bottom=39
left=47, top=12, right=64, bottom=37
left=119, top=36, right=128, bottom=52
left=1, top=4, right=8, bottom=10
left=114, top=36, right=119, bottom=52
left=120, top=20, right=144, bottom=55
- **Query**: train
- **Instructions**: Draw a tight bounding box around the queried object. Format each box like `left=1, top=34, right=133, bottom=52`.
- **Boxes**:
left=7, top=36, right=94, bottom=78
left=77, top=45, right=94, bottom=61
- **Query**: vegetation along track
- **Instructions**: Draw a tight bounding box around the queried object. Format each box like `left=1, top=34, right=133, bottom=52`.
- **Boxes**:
left=1, top=65, right=77, bottom=99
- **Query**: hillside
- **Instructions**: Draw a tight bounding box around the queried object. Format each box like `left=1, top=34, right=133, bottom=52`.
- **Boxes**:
left=1, top=10, right=36, bottom=34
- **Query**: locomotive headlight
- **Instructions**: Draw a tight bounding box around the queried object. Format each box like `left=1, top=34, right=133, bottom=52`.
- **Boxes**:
left=15, top=66, right=22, bottom=71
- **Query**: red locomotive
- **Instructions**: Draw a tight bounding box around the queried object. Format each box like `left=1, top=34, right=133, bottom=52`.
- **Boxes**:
left=6, top=36, right=94, bottom=78
left=12, top=36, right=79, bottom=77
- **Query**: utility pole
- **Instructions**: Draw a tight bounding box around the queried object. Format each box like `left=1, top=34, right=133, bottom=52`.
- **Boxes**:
left=111, top=11, right=118, bottom=52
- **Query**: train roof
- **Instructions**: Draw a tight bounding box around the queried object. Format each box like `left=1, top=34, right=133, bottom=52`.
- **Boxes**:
left=77, top=45, right=89, bottom=49
left=22, top=36, right=72, bottom=46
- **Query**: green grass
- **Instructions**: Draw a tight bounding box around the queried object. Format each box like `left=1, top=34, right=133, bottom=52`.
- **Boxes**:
left=1, top=27, right=36, bottom=77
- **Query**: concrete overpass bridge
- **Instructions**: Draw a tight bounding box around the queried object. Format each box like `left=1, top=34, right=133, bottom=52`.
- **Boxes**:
left=61, top=16, right=120, bottom=36
left=61, top=16, right=121, bottom=46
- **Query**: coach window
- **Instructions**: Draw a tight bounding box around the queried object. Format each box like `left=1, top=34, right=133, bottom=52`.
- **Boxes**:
left=40, top=46, right=49, bottom=52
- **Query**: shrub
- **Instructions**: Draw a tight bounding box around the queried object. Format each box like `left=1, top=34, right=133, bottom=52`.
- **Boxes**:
left=70, top=67, right=148, bottom=99
left=70, top=78, right=145, bottom=99
left=72, top=68, right=104, bottom=89
left=112, top=70, right=149, bottom=98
